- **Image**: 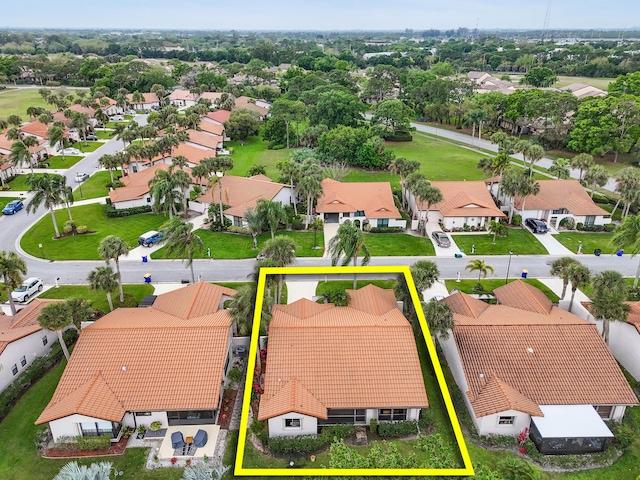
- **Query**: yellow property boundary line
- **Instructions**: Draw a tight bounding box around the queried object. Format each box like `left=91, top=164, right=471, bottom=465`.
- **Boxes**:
left=235, top=265, right=474, bottom=476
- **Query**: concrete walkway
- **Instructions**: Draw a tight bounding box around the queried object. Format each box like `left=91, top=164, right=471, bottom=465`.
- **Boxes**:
left=424, top=222, right=464, bottom=257
left=523, top=225, right=575, bottom=256
left=285, top=280, right=318, bottom=303
left=322, top=223, right=339, bottom=259
left=422, top=279, right=450, bottom=301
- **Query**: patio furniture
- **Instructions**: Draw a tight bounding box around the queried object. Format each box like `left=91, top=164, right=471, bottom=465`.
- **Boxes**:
left=185, top=436, right=194, bottom=444
left=171, top=431, right=185, bottom=449
left=193, top=429, right=208, bottom=448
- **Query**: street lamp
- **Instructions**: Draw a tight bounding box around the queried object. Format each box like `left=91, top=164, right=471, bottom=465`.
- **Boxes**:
left=505, top=249, right=514, bottom=284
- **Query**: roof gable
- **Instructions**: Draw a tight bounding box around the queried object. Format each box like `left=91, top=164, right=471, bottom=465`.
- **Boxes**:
left=259, top=377, right=328, bottom=420
left=469, top=372, right=544, bottom=418
left=494, top=280, right=553, bottom=315
left=152, top=282, right=237, bottom=319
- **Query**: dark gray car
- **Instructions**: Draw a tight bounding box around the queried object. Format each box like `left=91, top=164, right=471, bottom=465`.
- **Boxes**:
left=525, top=218, right=548, bottom=234
left=431, top=230, right=451, bottom=247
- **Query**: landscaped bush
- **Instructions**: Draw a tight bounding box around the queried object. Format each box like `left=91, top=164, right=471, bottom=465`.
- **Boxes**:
left=149, top=421, right=162, bottom=431
left=384, top=132, right=413, bottom=142
left=291, top=217, right=303, bottom=230
left=576, top=223, right=615, bottom=232
left=76, top=225, right=88, bottom=234
left=227, top=226, right=251, bottom=235
left=377, top=420, right=418, bottom=438
left=418, top=408, right=433, bottom=433
left=611, top=422, right=635, bottom=449
left=511, top=214, right=522, bottom=226
left=369, top=418, right=378, bottom=434
left=321, top=424, right=355, bottom=439
left=113, top=293, right=138, bottom=308
left=369, top=226, right=405, bottom=233
left=250, top=419, right=268, bottom=445
left=267, top=423, right=355, bottom=455
left=75, top=435, right=111, bottom=451
left=103, top=204, right=152, bottom=218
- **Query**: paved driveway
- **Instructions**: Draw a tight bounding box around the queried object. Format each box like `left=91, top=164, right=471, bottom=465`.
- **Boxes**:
left=424, top=222, right=464, bottom=258
left=523, top=225, right=574, bottom=256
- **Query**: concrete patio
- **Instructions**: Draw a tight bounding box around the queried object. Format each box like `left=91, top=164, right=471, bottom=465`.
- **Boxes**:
left=157, top=425, right=220, bottom=460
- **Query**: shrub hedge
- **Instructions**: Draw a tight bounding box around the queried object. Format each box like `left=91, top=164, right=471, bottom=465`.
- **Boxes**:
left=104, top=204, right=152, bottom=218
left=76, top=435, right=111, bottom=451
left=267, top=424, right=355, bottom=455
left=369, top=226, right=405, bottom=233
left=378, top=420, right=418, bottom=438
left=576, top=222, right=615, bottom=232
left=227, top=226, right=251, bottom=235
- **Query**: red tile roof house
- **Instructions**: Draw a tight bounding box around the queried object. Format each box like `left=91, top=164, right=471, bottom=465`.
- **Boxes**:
left=0, top=131, right=47, bottom=166
left=36, top=283, right=236, bottom=457
left=316, top=179, right=406, bottom=229
left=128, top=142, right=216, bottom=174
left=126, top=92, right=160, bottom=111
left=0, top=299, right=62, bottom=393
left=258, top=285, right=428, bottom=438
left=403, top=180, right=505, bottom=231
left=582, top=301, right=640, bottom=382
left=194, top=174, right=295, bottom=221
left=439, top=281, right=638, bottom=454
left=168, top=89, right=198, bottom=108
left=491, top=179, right=611, bottom=229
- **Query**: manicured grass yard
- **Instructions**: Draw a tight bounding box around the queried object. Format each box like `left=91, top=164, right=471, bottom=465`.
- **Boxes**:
left=444, top=278, right=561, bottom=303
left=153, top=230, right=325, bottom=260
left=73, top=171, right=111, bottom=200
left=45, top=155, right=83, bottom=169
left=76, top=141, right=104, bottom=153
left=226, top=137, right=291, bottom=179
left=6, top=173, right=43, bottom=191
left=552, top=232, right=616, bottom=255
left=39, top=284, right=154, bottom=313
left=316, top=279, right=397, bottom=297
left=364, top=232, right=436, bottom=256
left=453, top=228, right=549, bottom=255
left=20, top=204, right=167, bottom=260
left=95, top=129, right=116, bottom=139
left=0, top=88, right=74, bottom=121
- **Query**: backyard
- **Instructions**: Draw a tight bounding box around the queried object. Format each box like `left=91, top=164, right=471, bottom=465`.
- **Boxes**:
left=0, top=88, right=79, bottom=121
left=453, top=228, right=549, bottom=255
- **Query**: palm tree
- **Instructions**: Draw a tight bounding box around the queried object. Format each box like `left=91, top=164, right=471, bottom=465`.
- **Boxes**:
left=549, top=257, right=579, bottom=299
left=465, top=259, right=494, bottom=282
left=526, top=144, right=545, bottom=177
left=591, top=270, right=630, bottom=345
left=612, top=214, right=640, bottom=287
left=466, top=108, right=489, bottom=141
left=98, top=235, right=129, bottom=302
left=298, top=174, right=323, bottom=229
left=161, top=217, right=204, bottom=283
left=261, top=235, right=297, bottom=303
left=328, top=220, right=371, bottom=289
left=66, top=297, right=94, bottom=330
left=256, top=199, right=286, bottom=240
left=26, top=173, right=65, bottom=238
left=310, top=216, right=324, bottom=249
left=87, top=266, right=119, bottom=312
left=70, top=112, right=91, bottom=145
left=148, top=167, right=183, bottom=219
left=209, top=156, right=234, bottom=218
left=420, top=300, right=454, bottom=342
left=0, top=250, right=27, bottom=315
left=277, top=158, right=302, bottom=215
left=549, top=157, right=571, bottom=179
left=584, top=164, right=609, bottom=198
left=417, top=184, right=443, bottom=228
left=98, top=154, right=121, bottom=184
left=47, top=125, right=65, bottom=159
left=53, top=461, right=113, bottom=480
left=9, top=139, right=33, bottom=173
left=565, top=262, right=591, bottom=313
left=612, top=167, right=640, bottom=218
left=395, top=260, right=439, bottom=320
left=569, top=153, right=594, bottom=182
left=172, top=168, right=192, bottom=215
left=7, top=114, right=22, bottom=126
left=477, top=157, right=493, bottom=180
left=244, top=207, right=263, bottom=250
left=488, top=220, right=506, bottom=244
left=229, top=283, right=273, bottom=336
left=38, top=302, right=73, bottom=360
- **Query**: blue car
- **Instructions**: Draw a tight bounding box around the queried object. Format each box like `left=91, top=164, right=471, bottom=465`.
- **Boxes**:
left=2, top=200, right=23, bottom=215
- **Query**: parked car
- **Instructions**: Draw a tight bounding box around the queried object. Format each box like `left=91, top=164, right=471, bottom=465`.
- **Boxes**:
left=109, top=115, right=124, bottom=121
left=431, top=231, right=451, bottom=248
left=84, top=134, right=98, bottom=141
left=2, top=200, right=23, bottom=215
left=75, top=172, right=89, bottom=182
left=138, top=230, right=164, bottom=247
left=525, top=218, right=548, bottom=234
left=61, top=147, right=82, bottom=155
left=11, top=277, right=43, bottom=303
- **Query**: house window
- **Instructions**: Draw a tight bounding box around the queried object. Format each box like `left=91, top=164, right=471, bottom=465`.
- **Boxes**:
left=11, top=364, right=18, bottom=376
left=377, top=218, right=389, bottom=228
left=552, top=208, right=568, bottom=214
left=594, top=406, right=613, bottom=420
left=378, top=408, right=407, bottom=421
left=20, top=356, right=26, bottom=367
left=42, top=335, right=48, bottom=346
left=234, top=216, right=243, bottom=227
left=498, top=416, right=515, bottom=425
left=146, top=197, right=151, bottom=203
left=320, top=409, right=366, bottom=425
left=79, top=421, right=122, bottom=438
left=354, top=210, right=365, bottom=217
left=284, top=418, right=301, bottom=428
left=585, top=215, right=596, bottom=227
left=343, top=212, right=351, bottom=217
left=135, top=412, right=152, bottom=417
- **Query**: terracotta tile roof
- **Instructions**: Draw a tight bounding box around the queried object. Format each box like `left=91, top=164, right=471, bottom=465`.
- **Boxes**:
left=199, top=119, right=225, bottom=136
left=20, top=121, right=49, bottom=139
left=198, top=92, right=224, bottom=102
left=126, top=92, right=159, bottom=105
left=168, top=89, right=197, bottom=102
left=108, top=163, right=198, bottom=203
left=186, top=129, right=222, bottom=150
left=68, top=104, right=96, bottom=117
left=468, top=372, right=544, bottom=418
left=583, top=301, right=640, bottom=335
left=205, top=110, right=231, bottom=124
left=196, top=175, right=289, bottom=217
left=234, top=96, right=269, bottom=116
left=151, top=142, right=216, bottom=166
left=273, top=298, right=334, bottom=319
left=258, top=377, right=328, bottom=420
left=52, top=111, right=72, bottom=127
left=152, top=282, right=236, bottom=319
left=36, top=283, right=234, bottom=425
left=427, top=181, right=505, bottom=218
left=345, top=284, right=398, bottom=316
left=443, top=292, right=489, bottom=319
left=494, top=280, right=553, bottom=314
left=513, top=180, right=609, bottom=216
left=0, top=299, right=63, bottom=354
left=259, top=287, right=428, bottom=420
left=316, top=179, right=401, bottom=219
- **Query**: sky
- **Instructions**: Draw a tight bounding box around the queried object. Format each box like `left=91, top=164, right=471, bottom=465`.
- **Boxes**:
left=2, top=0, right=639, bottom=31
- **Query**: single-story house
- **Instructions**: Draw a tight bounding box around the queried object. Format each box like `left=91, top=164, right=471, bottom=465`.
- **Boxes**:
left=440, top=280, right=638, bottom=454
left=204, top=110, right=231, bottom=126
left=128, top=142, right=216, bottom=173
left=0, top=299, right=61, bottom=393
left=467, top=71, right=516, bottom=95
left=491, top=179, right=611, bottom=228
left=126, top=92, right=160, bottom=111
left=168, top=89, right=198, bottom=108
left=36, top=282, right=236, bottom=443
left=561, top=83, right=606, bottom=99
left=198, top=92, right=224, bottom=104
left=316, top=179, right=406, bottom=229
left=108, top=163, right=200, bottom=209
left=583, top=301, right=640, bottom=382
left=404, top=180, right=505, bottom=231
left=98, top=97, right=124, bottom=116
left=185, top=129, right=224, bottom=152
left=194, top=174, right=295, bottom=222
left=258, top=284, right=428, bottom=437
left=0, top=132, right=47, bottom=166
left=199, top=117, right=226, bottom=139
left=234, top=96, right=270, bottom=118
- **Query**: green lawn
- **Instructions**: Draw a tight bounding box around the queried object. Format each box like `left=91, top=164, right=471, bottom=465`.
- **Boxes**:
left=552, top=232, right=616, bottom=255
left=74, top=171, right=111, bottom=200
left=39, top=284, right=154, bottom=313
left=364, top=232, right=436, bottom=256
left=105, top=121, right=131, bottom=129
left=45, top=155, right=84, bottom=169
left=153, top=230, right=325, bottom=260
left=95, top=129, right=116, bottom=139
left=76, top=141, right=104, bottom=153
left=20, top=203, right=167, bottom=260
left=225, top=137, right=291, bottom=179
left=453, top=228, right=549, bottom=255
left=316, top=279, right=397, bottom=296
left=0, top=361, right=183, bottom=480
left=0, top=88, right=80, bottom=121
left=444, top=278, right=561, bottom=303
left=6, top=173, right=43, bottom=191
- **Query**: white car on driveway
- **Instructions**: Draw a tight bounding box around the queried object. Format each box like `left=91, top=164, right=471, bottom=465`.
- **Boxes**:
left=11, top=277, right=43, bottom=303
left=61, top=147, right=82, bottom=156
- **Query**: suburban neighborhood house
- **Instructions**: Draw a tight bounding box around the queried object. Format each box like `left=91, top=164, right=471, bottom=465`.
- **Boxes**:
left=404, top=180, right=505, bottom=231
left=583, top=301, right=640, bottom=382
left=36, top=283, right=236, bottom=458
left=234, top=96, right=270, bottom=118
left=316, top=179, right=406, bottom=229
left=127, top=142, right=215, bottom=173
left=492, top=179, right=611, bottom=228
left=126, top=92, right=160, bottom=111
left=168, top=89, right=198, bottom=108
left=194, top=174, right=295, bottom=225
left=109, top=163, right=201, bottom=209
left=0, top=131, right=46, bottom=166
left=258, top=285, right=428, bottom=438
left=0, top=299, right=61, bottom=393
left=439, top=281, right=638, bottom=454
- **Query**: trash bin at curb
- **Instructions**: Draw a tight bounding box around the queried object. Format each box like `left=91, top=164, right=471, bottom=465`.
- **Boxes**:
left=594, top=248, right=602, bottom=256
left=521, top=269, right=528, bottom=279
left=617, top=249, right=624, bottom=257
left=141, top=256, right=148, bottom=263
left=144, top=273, right=152, bottom=283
